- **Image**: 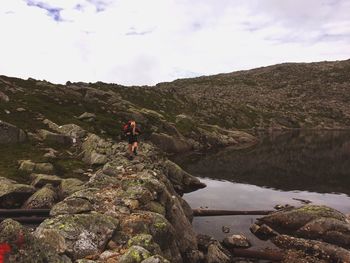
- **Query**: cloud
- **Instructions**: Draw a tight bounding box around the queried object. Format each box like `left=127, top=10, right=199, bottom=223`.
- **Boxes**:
left=0, top=0, right=349, bottom=85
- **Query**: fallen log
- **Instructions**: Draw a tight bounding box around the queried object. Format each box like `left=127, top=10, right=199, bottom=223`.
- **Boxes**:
left=0, top=216, right=48, bottom=224
left=0, top=209, right=50, bottom=216
left=229, top=248, right=284, bottom=262
left=193, top=209, right=274, bottom=217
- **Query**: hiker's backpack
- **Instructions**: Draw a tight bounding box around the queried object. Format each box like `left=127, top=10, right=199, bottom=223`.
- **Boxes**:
left=122, top=121, right=132, bottom=134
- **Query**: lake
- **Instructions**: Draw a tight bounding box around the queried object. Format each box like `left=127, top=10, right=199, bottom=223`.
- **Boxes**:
left=173, top=130, right=350, bottom=248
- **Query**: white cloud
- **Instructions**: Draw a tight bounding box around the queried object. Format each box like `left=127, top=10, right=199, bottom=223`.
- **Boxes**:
left=0, top=0, right=349, bottom=85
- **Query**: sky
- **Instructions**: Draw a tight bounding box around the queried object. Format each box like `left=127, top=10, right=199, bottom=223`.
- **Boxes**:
left=0, top=0, right=349, bottom=86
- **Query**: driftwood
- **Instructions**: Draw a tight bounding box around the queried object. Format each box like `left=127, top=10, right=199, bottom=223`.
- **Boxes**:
left=228, top=248, right=284, bottom=261
left=272, top=235, right=350, bottom=262
left=193, top=209, right=274, bottom=217
left=0, top=209, right=50, bottom=216
left=0, top=216, right=48, bottom=224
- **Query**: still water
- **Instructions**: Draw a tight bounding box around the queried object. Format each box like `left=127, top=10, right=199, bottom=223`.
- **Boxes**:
left=174, top=130, right=350, bottom=247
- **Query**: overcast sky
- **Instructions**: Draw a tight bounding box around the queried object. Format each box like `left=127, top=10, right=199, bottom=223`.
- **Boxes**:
left=1, top=0, right=349, bottom=86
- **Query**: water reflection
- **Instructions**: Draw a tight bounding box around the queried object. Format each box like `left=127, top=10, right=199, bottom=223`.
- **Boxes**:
left=174, top=130, right=350, bottom=244
left=177, top=130, right=350, bottom=194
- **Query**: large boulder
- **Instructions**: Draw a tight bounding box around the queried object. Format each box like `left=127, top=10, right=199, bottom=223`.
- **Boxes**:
left=42, top=119, right=87, bottom=138
left=0, top=91, right=9, bottom=102
left=0, top=120, right=27, bottom=144
left=59, top=178, right=85, bottom=199
left=38, top=129, right=72, bottom=145
left=162, top=160, right=206, bottom=194
left=257, top=205, right=347, bottom=233
left=0, top=219, right=72, bottom=263
left=30, top=173, right=62, bottom=188
left=0, top=177, right=36, bottom=208
left=18, top=160, right=55, bottom=174
left=22, top=184, right=57, bottom=209
left=149, top=133, right=191, bottom=154
left=35, top=213, right=119, bottom=260
left=118, top=246, right=151, bottom=263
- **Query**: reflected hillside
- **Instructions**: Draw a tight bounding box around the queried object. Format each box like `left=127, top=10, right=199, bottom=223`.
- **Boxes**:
left=176, top=131, right=350, bottom=195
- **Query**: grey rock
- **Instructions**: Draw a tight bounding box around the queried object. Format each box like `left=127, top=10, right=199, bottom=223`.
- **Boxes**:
left=38, top=129, right=72, bottom=145
left=0, top=177, right=36, bottom=208
left=119, top=246, right=151, bottom=263
left=141, top=255, right=170, bottom=263
left=150, top=133, right=191, bottom=154
left=59, top=178, right=85, bottom=199
left=0, top=91, right=9, bottom=102
left=22, top=184, right=57, bottom=209
left=223, top=234, right=251, bottom=249
left=78, top=112, right=96, bottom=121
left=0, top=120, right=27, bottom=144
left=30, top=173, right=62, bottom=188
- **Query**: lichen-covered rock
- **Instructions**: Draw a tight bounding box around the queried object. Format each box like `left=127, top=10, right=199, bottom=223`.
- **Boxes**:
left=162, top=160, right=206, bottom=194
left=18, top=160, right=36, bottom=172
left=59, top=178, right=85, bottom=199
left=78, top=112, right=96, bottom=122
left=30, top=173, right=62, bottom=188
left=118, top=245, right=151, bottom=263
left=43, top=120, right=87, bottom=138
left=35, top=213, right=119, bottom=260
left=141, top=255, right=170, bottom=263
left=206, top=242, right=231, bottom=263
left=296, top=217, right=350, bottom=248
left=22, top=184, right=57, bottom=209
left=150, top=133, right=191, bottom=154
left=0, top=177, right=36, bottom=208
left=250, top=223, right=279, bottom=240
left=223, top=234, right=251, bottom=249
left=128, top=234, right=162, bottom=255
left=257, top=205, right=347, bottom=233
left=0, top=120, right=26, bottom=144
left=85, top=170, right=120, bottom=188
left=50, top=197, right=93, bottom=216
left=38, top=129, right=72, bottom=145
left=19, top=160, right=55, bottom=174
left=0, top=219, right=72, bottom=263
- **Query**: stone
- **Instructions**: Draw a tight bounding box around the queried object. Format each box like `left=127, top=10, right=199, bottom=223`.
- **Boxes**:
left=18, top=160, right=36, bottom=172
left=0, top=219, right=72, bottom=263
left=30, top=173, right=62, bottom=188
left=258, top=205, right=347, bottom=233
left=118, top=246, right=151, bottom=263
left=223, top=234, right=251, bottom=249
left=34, top=162, right=55, bottom=174
left=50, top=197, right=93, bottom=216
left=0, top=91, right=9, bottom=102
left=78, top=112, right=96, bottom=122
left=38, top=129, right=72, bottom=145
left=149, top=133, right=191, bottom=154
left=0, top=120, right=27, bottom=144
left=59, top=178, right=85, bottom=199
left=35, top=213, right=119, bottom=260
left=127, top=234, right=162, bottom=255
left=89, top=152, right=108, bottom=165
left=206, top=242, right=231, bottom=263
left=16, top=107, right=26, bottom=112
left=250, top=224, right=278, bottom=240
left=141, top=255, right=170, bottom=263
left=22, top=184, right=57, bottom=209
left=0, top=177, right=36, bottom=208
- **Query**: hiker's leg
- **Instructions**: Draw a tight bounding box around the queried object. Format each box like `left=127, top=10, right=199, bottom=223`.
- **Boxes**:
left=128, top=144, right=133, bottom=155
left=133, top=142, right=138, bottom=155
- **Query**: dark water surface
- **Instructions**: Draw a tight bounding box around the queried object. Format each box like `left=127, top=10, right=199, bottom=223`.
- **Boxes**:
left=174, top=130, right=350, bottom=248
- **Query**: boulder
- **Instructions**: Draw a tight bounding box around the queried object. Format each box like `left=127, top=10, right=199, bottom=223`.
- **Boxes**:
left=0, top=219, right=72, bottom=263
left=257, top=205, right=347, bottom=233
left=206, top=242, right=231, bottom=263
left=30, top=174, right=62, bottom=188
left=150, top=133, right=191, bottom=154
left=118, top=246, right=151, bottom=263
left=22, top=184, right=57, bottom=209
left=0, top=177, right=36, bottom=208
left=141, top=255, right=170, bottom=263
left=223, top=234, right=251, bottom=249
left=50, top=197, right=93, bottom=216
left=59, top=178, right=85, bottom=199
left=38, top=129, right=72, bottom=145
left=0, top=120, right=27, bottom=144
left=89, top=152, right=108, bottom=165
left=18, top=160, right=36, bottom=172
left=0, top=91, right=9, bottom=102
left=78, top=112, right=96, bottom=122
left=35, top=213, right=119, bottom=260
left=162, top=160, right=206, bottom=194
left=19, top=160, right=55, bottom=174
left=42, top=120, right=87, bottom=138
left=127, top=234, right=162, bottom=255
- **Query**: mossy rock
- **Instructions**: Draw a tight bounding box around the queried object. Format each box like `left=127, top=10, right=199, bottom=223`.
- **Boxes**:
left=59, top=178, right=85, bottom=199
left=119, top=245, right=151, bottom=263
left=141, top=255, right=171, bottom=263
left=35, top=213, right=119, bottom=260
left=22, top=184, right=57, bottom=209
left=0, top=177, right=36, bottom=208
left=50, top=197, right=93, bottom=216
left=258, top=205, right=347, bottom=233
left=128, top=234, right=162, bottom=255
left=30, top=173, right=62, bottom=188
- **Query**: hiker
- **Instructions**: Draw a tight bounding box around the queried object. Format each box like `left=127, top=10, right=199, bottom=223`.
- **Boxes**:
left=124, top=120, right=141, bottom=159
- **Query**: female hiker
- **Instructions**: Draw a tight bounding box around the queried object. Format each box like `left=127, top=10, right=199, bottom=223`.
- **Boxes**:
left=124, top=120, right=141, bottom=159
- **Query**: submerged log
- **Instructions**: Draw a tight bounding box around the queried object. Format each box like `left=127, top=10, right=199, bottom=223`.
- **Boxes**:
left=193, top=209, right=274, bottom=217
left=0, top=209, right=50, bottom=216
left=229, top=248, right=284, bottom=261
left=0, top=216, right=48, bottom=224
